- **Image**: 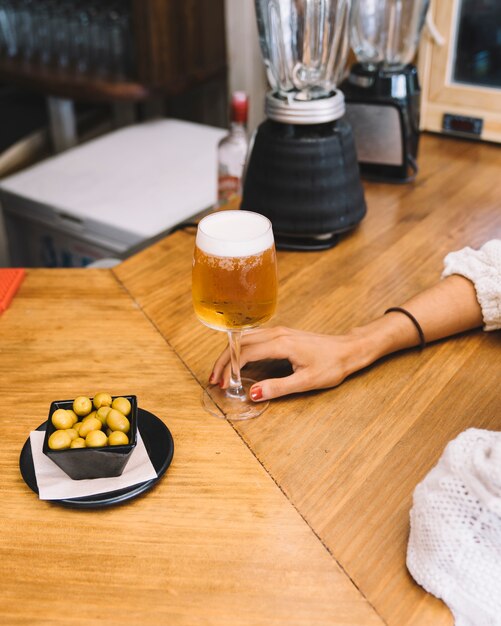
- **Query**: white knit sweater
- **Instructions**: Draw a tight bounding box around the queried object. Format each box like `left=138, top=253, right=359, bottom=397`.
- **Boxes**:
left=407, top=239, right=501, bottom=625
left=441, top=239, right=501, bottom=331
left=407, top=429, right=501, bottom=626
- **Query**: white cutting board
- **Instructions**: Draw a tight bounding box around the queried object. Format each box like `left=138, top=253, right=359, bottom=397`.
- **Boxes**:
left=0, top=119, right=226, bottom=240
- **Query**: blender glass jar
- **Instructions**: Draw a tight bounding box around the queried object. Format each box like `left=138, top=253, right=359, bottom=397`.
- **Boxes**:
left=255, top=0, right=351, bottom=99
left=350, top=0, right=429, bottom=70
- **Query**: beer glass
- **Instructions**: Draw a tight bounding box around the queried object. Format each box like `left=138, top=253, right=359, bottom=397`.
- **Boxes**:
left=192, top=210, right=278, bottom=420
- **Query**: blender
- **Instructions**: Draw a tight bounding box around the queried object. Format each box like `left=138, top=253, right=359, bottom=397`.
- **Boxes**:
left=341, top=0, right=430, bottom=182
left=241, top=0, right=367, bottom=251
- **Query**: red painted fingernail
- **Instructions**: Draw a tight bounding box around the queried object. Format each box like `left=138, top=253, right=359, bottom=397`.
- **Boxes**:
left=250, top=386, right=263, bottom=401
left=219, top=380, right=225, bottom=388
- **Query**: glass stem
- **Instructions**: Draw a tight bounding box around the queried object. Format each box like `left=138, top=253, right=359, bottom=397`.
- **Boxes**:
left=226, top=330, right=245, bottom=400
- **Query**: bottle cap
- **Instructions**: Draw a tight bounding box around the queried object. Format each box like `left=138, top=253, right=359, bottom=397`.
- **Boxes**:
left=231, top=91, right=248, bottom=124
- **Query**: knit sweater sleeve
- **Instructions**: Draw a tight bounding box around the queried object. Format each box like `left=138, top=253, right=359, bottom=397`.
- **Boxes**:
left=441, top=239, right=501, bottom=331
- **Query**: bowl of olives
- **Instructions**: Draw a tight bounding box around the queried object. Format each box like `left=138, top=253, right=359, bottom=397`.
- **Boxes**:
left=42, top=393, right=138, bottom=480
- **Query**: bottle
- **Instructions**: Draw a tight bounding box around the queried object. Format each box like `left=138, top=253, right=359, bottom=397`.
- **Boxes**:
left=217, top=91, right=249, bottom=209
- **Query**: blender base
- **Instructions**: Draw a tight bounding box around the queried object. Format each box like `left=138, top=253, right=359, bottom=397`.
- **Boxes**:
left=274, top=232, right=340, bottom=251
left=342, top=63, right=421, bottom=183
left=242, top=117, right=367, bottom=244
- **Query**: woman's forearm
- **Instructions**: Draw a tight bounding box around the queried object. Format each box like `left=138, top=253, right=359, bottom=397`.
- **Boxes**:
left=350, top=275, right=484, bottom=368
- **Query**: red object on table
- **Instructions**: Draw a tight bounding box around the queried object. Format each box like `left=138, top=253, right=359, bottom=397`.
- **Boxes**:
left=0, top=268, right=25, bottom=313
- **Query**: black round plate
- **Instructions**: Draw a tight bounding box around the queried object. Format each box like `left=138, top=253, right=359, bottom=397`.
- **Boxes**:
left=19, top=408, right=174, bottom=509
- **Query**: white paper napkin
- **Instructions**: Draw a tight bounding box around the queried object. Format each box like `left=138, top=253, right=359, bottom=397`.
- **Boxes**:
left=30, top=430, right=158, bottom=500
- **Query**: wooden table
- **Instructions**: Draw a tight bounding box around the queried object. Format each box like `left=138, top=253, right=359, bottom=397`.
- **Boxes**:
left=1, top=134, right=500, bottom=625
left=0, top=271, right=380, bottom=625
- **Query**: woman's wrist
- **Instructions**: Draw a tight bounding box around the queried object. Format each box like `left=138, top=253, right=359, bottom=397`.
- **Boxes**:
left=348, top=313, right=421, bottom=368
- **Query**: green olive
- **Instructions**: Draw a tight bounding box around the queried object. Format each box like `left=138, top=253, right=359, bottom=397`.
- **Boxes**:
left=66, top=428, right=78, bottom=442
left=66, top=409, right=79, bottom=425
left=111, top=397, right=131, bottom=416
left=48, top=430, right=72, bottom=450
left=93, top=392, right=112, bottom=409
left=106, top=409, right=130, bottom=434
left=73, top=396, right=92, bottom=417
left=85, top=430, right=108, bottom=448
left=70, top=437, right=86, bottom=449
left=96, top=406, right=111, bottom=426
left=51, top=409, right=74, bottom=430
left=79, top=417, right=102, bottom=438
left=82, top=410, right=97, bottom=422
left=108, top=431, right=129, bottom=446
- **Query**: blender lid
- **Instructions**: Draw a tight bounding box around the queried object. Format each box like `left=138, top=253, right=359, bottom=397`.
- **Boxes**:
left=265, top=91, right=346, bottom=124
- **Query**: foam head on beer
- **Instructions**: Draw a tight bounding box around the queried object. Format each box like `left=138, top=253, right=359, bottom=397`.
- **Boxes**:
left=196, top=210, right=274, bottom=258
left=192, top=210, right=277, bottom=330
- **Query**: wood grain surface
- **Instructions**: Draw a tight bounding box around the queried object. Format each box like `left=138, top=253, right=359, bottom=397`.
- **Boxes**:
left=0, top=270, right=382, bottom=625
left=115, top=134, right=501, bottom=626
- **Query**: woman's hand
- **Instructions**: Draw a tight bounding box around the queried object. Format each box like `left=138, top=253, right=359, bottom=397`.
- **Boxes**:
left=209, top=275, right=486, bottom=403
left=209, top=326, right=375, bottom=401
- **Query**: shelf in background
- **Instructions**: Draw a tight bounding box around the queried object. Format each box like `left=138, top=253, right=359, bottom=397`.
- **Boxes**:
left=0, top=59, right=151, bottom=103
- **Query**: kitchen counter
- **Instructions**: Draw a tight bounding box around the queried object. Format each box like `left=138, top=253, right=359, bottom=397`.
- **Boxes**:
left=1, top=133, right=500, bottom=625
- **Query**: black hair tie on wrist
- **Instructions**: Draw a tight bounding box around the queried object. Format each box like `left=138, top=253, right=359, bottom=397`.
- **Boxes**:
left=384, top=307, right=426, bottom=349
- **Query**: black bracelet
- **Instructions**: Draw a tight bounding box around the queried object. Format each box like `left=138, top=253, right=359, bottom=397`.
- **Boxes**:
left=384, top=307, right=426, bottom=349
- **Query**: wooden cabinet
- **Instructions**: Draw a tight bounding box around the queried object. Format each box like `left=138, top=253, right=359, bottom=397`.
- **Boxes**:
left=0, top=0, right=227, bottom=103
left=133, top=0, right=226, bottom=95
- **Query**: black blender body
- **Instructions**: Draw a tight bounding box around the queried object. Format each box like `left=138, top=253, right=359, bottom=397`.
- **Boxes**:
left=242, top=115, right=366, bottom=250
left=342, top=63, right=421, bottom=182
left=342, top=0, right=430, bottom=183
left=243, top=0, right=367, bottom=251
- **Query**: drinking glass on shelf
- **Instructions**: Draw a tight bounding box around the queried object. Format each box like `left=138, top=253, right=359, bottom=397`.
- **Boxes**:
left=0, top=0, right=18, bottom=59
left=52, top=1, right=71, bottom=70
left=192, top=210, right=278, bottom=421
left=17, top=0, right=35, bottom=63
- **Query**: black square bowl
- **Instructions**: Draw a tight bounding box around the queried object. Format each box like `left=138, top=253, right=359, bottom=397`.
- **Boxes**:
left=42, top=395, right=137, bottom=480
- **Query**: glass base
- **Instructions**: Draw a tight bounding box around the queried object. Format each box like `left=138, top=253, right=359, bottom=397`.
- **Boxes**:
left=202, top=377, right=269, bottom=421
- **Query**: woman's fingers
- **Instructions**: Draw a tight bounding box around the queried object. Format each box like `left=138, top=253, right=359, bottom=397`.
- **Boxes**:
left=212, top=335, right=299, bottom=386
left=249, top=369, right=312, bottom=401
left=210, top=345, right=231, bottom=383
left=210, top=327, right=298, bottom=383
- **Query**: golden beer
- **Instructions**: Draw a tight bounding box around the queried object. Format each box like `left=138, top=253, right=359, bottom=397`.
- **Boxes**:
left=192, top=210, right=277, bottom=420
left=192, top=210, right=278, bottom=331
left=192, top=245, right=277, bottom=330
